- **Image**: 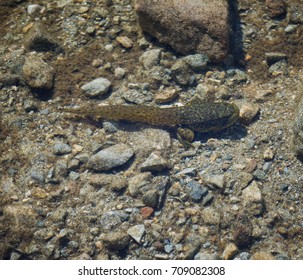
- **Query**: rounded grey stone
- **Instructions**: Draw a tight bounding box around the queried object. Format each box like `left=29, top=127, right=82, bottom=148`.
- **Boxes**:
left=53, top=143, right=72, bottom=155
left=88, top=144, right=134, bottom=171
left=81, top=77, right=111, bottom=97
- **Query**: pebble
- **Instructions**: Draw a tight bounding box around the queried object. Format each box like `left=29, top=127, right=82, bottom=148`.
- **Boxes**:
left=194, top=252, right=218, bottom=260
left=139, top=49, right=161, bottom=69
left=154, top=88, right=179, bottom=104
left=86, top=26, right=95, bottom=35
left=116, top=36, right=133, bottom=48
left=114, top=67, right=126, bottom=79
left=203, top=174, right=225, bottom=189
left=187, top=181, right=208, bottom=202
left=182, top=54, right=209, bottom=71
left=140, top=152, right=169, bottom=172
left=122, top=89, right=153, bottom=104
left=142, top=190, right=159, bottom=208
left=102, top=232, right=130, bottom=251
left=24, top=99, right=38, bottom=112
left=54, top=160, right=68, bottom=178
left=171, top=60, right=195, bottom=86
left=269, top=60, right=288, bottom=76
left=140, top=206, right=154, bottom=219
left=27, top=4, right=41, bottom=15
left=241, top=180, right=263, bottom=215
left=253, top=169, right=266, bottom=181
left=176, top=167, right=197, bottom=177
left=100, top=211, right=129, bottom=230
left=53, top=143, right=72, bottom=155
left=127, top=224, right=145, bottom=243
left=69, top=171, right=79, bottom=181
left=30, top=170, right=45, bottom=184
left=222, top=243, right=238, bottom=260
left=236, top=101, right=260, bottom=125
left=79, top=6, right=89, bottom=14
left=263, top=162, right=272, bottom=172
left=285, top=24, right=297, bottom=33
left=81, top=78, right=111, bottom=98
left=88, top=144, right=134, bottom=171
left=164, top=244, right=174, bottom=253
left=239, top=252, right=251, bottom=260
left=251, top=251, right=275, bottom=260
left=263, top=148, right=275, bottom=161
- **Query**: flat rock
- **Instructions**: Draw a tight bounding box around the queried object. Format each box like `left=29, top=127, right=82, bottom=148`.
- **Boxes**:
left=127, top=224, right=145, bottom=243
left=135, top=0, right=229, bottom=62
left=140, top=152, right=169, bottom=172
left=88, top=144, right=134, bottom=171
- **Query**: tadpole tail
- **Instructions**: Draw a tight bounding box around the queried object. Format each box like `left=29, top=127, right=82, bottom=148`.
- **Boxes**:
left=64, top=105, right=180, bottom=126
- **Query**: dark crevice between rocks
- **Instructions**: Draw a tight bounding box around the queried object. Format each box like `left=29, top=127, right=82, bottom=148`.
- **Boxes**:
left=32, top=88, right=54, bottom=101
left=228, top=0, right=245, bottom=68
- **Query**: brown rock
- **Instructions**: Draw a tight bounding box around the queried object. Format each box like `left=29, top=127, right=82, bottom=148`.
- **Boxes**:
left=116, top=36, right=133, bottom=48
left=222, top=243, right=238, bottom=260
left=22, top=53, right=54, bottom=90
left=251, top=251, right=275, bottom=260
left=135, top=0, right=229, bottom=62
left=140, top=206, right=154, bottom=219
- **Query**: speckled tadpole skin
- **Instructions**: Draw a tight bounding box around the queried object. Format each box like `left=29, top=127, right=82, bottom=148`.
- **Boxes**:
left=66, top=97, right=239, bottom=133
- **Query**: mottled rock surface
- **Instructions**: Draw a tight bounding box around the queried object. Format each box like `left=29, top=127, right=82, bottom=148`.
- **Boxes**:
left=135, top=0, right=229, bottom=62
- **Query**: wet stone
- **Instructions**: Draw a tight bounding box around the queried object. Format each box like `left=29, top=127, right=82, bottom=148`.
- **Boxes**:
left=88, top=144, right=134, bottom=171
left=116, top=36, right=133, bottom=48
left=164, top=244, right=174, bottom=254
left=222, top=243, right=238, bottom=260
left=30, top=169, right=45, bottom=184
left=176, top=167, right=197, bottom=177
left=154, top=88, right=179, bottom=104
left=187, top=181, right=208, bottom=202
left=171, top=59, right=195, bottom=86
left=53, top=143, right=72, bottom=155
left=102, top=232, right=130, bottom=251
left=236, top=101, right=260, bottom=125
left=127, top=224, right=145, bottom=243
left=253, top=169, right=266, bottom=181
left=140, top=152, right=169, bottom=172
left=142, top=190, right=159, bottom=208
left=241, top=180, right=263, bottom=216
left=139, top=49, right=161, bottom=69
left=182, top=54, right=209, bottom=71
left=203, top=174, right=225, bottom=189
left=135, top=0, right=229, bottom=62
left=100, top=211, right=129, bottom=230
left=22, top=53, right=54, bottom=90
left=81, top=78, right=111, bottom=98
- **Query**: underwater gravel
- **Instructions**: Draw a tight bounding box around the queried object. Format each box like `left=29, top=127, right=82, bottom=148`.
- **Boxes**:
left=1, top=0, right=303, bottom=260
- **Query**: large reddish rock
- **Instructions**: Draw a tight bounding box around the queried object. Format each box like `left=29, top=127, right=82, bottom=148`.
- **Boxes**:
left=135, top=0, right=229, bottom=62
